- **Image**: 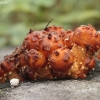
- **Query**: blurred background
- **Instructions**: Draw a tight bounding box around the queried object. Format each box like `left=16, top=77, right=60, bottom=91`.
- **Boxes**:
left=0, top=0, right=100, bottom=48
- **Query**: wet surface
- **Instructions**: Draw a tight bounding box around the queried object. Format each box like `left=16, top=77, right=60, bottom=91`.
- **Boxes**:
left=0, top=47, right=100, bottom=100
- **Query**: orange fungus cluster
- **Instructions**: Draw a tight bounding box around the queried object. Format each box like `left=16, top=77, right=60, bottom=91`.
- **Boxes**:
left=0, top=24, right=100, bottom=83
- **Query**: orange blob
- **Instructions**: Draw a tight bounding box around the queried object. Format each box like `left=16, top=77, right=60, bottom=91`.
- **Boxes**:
left=22, top=30, right=47, bottom=50
left=38, top=33, right=64, bottom=57
left=49, top=48, right=74, bottom=72
left=73, top=24, right=99, bottom=53
left=26, top=49, right=47, bottom=70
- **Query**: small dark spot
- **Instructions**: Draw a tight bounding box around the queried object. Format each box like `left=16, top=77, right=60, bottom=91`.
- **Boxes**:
left=48, top=33, right=52, bottom=39
left=54, top=51, right=59, bottom=56
left=86, top=45, right=90, bottom=50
